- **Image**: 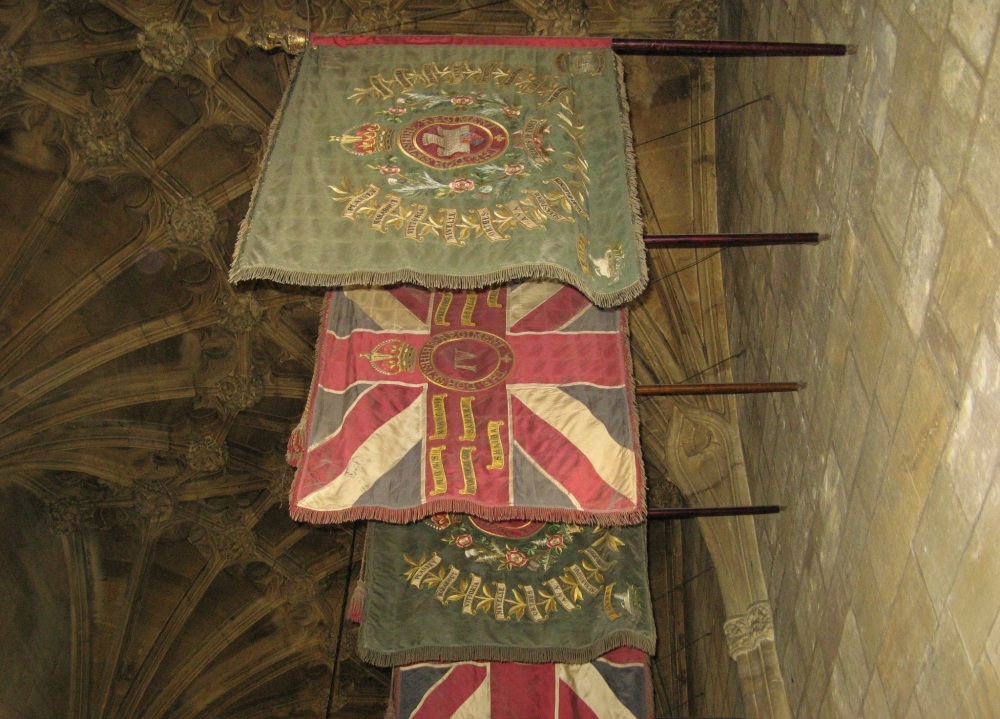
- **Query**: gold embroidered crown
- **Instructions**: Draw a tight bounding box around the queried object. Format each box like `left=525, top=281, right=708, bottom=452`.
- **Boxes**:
left=361, top=339, right=415, bottom=375
left=330, top=123, right=396, bottom=155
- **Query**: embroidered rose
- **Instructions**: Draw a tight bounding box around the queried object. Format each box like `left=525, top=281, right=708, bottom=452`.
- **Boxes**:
left=504, top=163, right=524, bottom=176
left=503, top=106, right=521, bottom=117
left=388, top=106, right=407, bottom=115
left=545, top=534, right=564, bottom=548
left=454, top=533, right=474, bottom=549
left=380, top=164, right=400, bottom=175
left=451, top=95, right=474, bottom=106
left=429, top=514, right=453, bottom=529
left=505, top=549, right=528, bottom=568
left=449, top=178, right=475, bottom=192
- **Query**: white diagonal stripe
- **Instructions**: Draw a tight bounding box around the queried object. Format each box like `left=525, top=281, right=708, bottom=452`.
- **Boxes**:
left=510, top=385, right=636, bottom=503
left=345, top=287, right=429, bottom=331
left=298, top=392, right=425, bottom=510
left=555, top=662, right=637, bottom=718
left=506, top=281, right=563, bottom=330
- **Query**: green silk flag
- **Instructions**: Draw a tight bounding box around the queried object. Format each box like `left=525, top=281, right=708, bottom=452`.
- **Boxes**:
left=230, top=35, right=647, bottom=308
left=358, top=514, right=655, bottom=666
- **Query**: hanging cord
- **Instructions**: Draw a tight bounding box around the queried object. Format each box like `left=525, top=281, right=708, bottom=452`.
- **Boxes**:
left=635, top=94, right=771, bottom=147
left=324, top=522, right=359, bottom=719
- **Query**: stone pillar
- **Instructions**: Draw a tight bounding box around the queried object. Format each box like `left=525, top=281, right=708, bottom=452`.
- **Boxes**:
left=723, top=601, right=792, bottom=719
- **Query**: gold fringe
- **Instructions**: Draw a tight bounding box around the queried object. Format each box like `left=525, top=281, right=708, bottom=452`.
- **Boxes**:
left=614, top=53, right=649, bottom=304
left=289, top=498, right=644, bottom=527
left=230, top=49, right=305, bottom=282
left=357, top=630, right=656, bottom=668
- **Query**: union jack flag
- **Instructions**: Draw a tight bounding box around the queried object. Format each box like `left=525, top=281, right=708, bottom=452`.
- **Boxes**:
left=288, top=281, right=644, bottom=524
left=390, top=648, right=652, bottom=719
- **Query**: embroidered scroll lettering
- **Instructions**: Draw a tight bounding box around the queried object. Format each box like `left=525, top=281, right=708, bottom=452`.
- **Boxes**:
left=545, top=577, right=577, bottom=611
left=521, top=584, right=545, bottom=622
left=529, top=190, right=570, bottom=222
left=370, top=194, right=401, bottom=231
left=459, top=446, right=478, bottom=495
left=541, top=84, right=573, bottom=106
left=603, top=583, right=621, bottom=620
left=443, top=209, right=462, bottom=246
left=460, top=293, right=477, bottom=326
left=434, top=292, right=453, bottom=326
left=435, top=565, right=461, bottom=603
left=430, top=394, right=448, bottom=439
left=410, top=554, right=442, bottom=587
left=583, top=546, right=613, bottom=571
left=504, top=200, right=538, bottom=229
left=475, top=207, right=507, bottom=242
left=459, top=397, right=476, bottom=441
left=429, top=446, right=447, bottom=495
left=343, top=184, right=379, bottom=218
left=486, top=288, right=502, bottom=307
left=462, top=574, right=482, bottom=615
left=546, top=177, right=588, bottom=217
left=494, top=582, right=508, bottom=621
left=486, top=421, right=505, bottom=470
left=569, top=564, right=600, bottom=596
left=405, top=204, right=428, bottom=240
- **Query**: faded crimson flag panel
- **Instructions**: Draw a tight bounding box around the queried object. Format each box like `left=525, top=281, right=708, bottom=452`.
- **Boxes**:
left=230, top=36, right=646, bottom=308
left=357, top=515, right=655, bottom=667
left=288, top=282, right=644, bottom=525
left=389, top=647, right=653, bottom=719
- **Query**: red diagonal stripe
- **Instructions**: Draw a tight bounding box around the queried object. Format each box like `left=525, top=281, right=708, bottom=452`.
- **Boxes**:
left=509, top=285, right=599, bottom=333
left=492, top=663, right=555, bottom=719
left=511, top=396, right=633, bottom=510
left=410, top=663, right=489, bottom=718
left=558, top=680, right=602, bottom=719
left=292, top=383, right=422, bottom=501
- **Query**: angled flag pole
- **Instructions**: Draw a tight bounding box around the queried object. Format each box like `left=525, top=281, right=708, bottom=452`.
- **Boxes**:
left=644, top=233, right=827, bottom=248
left=647, top=505, right=781, bottom=519
left=611, top=39, right=854, bottom=56
left=637, top=382, right=804, bottom=396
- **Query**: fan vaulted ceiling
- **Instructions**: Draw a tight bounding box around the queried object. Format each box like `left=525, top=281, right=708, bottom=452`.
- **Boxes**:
left=0, top=1, right=742, bottom=717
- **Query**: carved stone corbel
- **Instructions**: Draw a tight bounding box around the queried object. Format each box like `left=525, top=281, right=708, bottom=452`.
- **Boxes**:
left=723, top=600, right=775, bottom=658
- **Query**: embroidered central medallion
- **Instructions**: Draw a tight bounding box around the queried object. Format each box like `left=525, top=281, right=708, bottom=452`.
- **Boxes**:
left=398, top=115, right=509, bottom=169
left=417, top=329, right=514, bottom=391
left=468, top=517, right=546, bottom=539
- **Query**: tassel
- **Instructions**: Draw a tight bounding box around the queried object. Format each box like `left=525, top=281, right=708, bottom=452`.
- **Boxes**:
left=347, top=580, right=366, bottom=623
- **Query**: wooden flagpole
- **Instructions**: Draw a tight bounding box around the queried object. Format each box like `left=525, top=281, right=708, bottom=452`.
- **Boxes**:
left=611, top=39, right=854, bottom=56
left=644, top=233, right=826, bottom=248
left=647, top=505, right=781, bottom=519
left=637, top=382, right=804, bottom=396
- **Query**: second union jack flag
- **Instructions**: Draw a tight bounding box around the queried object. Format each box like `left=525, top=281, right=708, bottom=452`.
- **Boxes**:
left=288, top=281, right=644, bottom=524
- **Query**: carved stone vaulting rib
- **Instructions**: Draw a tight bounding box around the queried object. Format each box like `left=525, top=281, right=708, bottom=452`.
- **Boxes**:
left=0, top=2, right=783, bottom=718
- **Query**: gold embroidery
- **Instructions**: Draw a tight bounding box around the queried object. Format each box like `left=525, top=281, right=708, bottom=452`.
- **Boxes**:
left=521, top=584, right=546, bottom=622
left=486, top=420, right=505, bottom=470
left=504, top=200, right=538, bottom=229
left=545, top=577, right=577, bottom=611
left=546, top=177, right=588, bottom=217
left=486, top=288, right=502, bottom=308
left=459, top=446, right=478, bottom=495
left=340, top=183, right=379, bottom=218
left=603, top=583, right=621, bottom=620
left=528, top=189, right=570, bottom=222
left=429, top=446, right=447, bottom=495
left=462, top=574, right=482, bottom=615
left=568, top=564, right=600, bottom=596
left=475, top=207, right=507, bottom=242
left=494, top=582, right=508, bottom=621
left=409, top=553, right=442, bottom=587
left=435, top=565, right=461, bottom=603
left=576, top=234, right=593, bottom=277
left=583, top=546, right=613, bottom=571
left=443, top=208, right=462, bottom=246
left=370, top=194, right=401, bottom=231
left=460, top=293, right=477, bottom=326
left=459, top=397, right=476, bottom=441
left=429, top=394, right=448, bottom=439
left=434, top=292, right=453, bottom=326
left=404, top=204, right=428, bottom=240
